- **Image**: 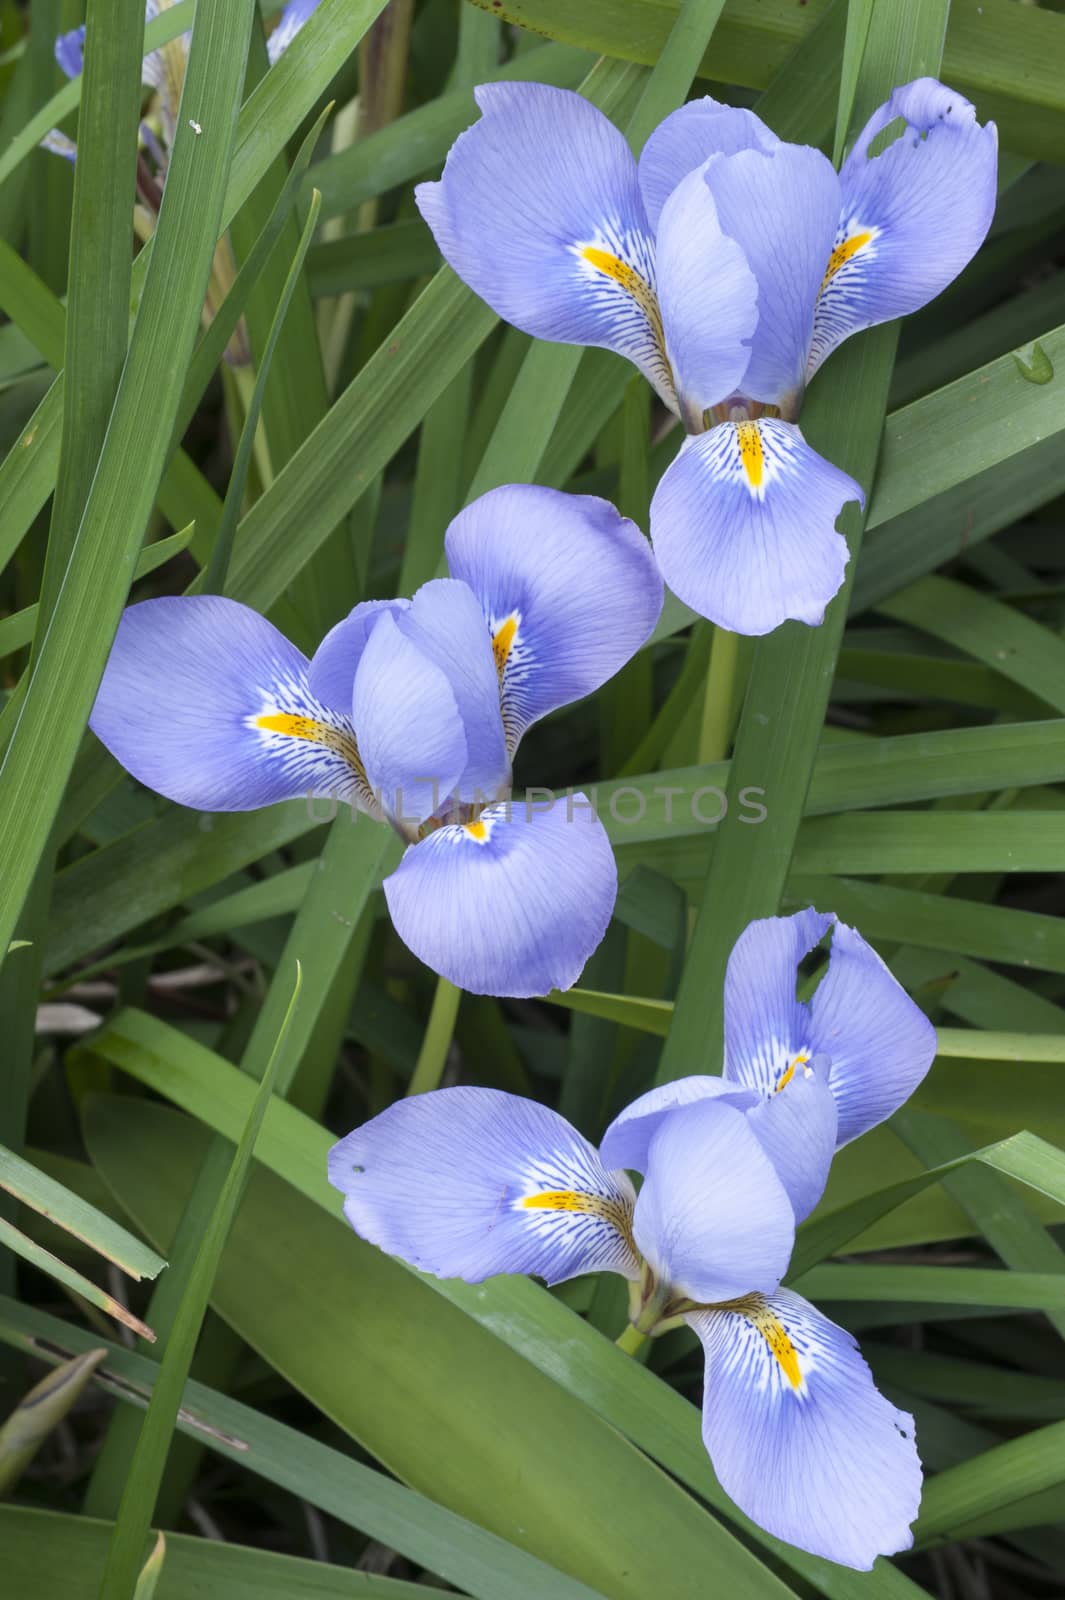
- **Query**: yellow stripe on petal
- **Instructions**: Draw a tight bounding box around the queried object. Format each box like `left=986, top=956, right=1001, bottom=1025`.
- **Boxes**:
left=745, top=1300, right=805, bottom=1391
left=821, top=229, right=873, bottom=291
left=255, top=712, right=362, bottom=770
left=735, top=421, right=764, bottom=490
left=465, top=819, right=489, bottom=842
left=522, top=1188, right=636, bottom=1250
left=492, top=614, right=519, bottom=677
left=580, top=247, right=667, bottom=352
left=775, top=1049, right=810, bottom=1093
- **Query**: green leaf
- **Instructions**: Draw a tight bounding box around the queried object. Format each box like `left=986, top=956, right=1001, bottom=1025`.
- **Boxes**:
left=95, top=962, right=302, bottom=1600
left=0, top=1350, right=107, bottom=1497
left=0, top=1142, right=164, bottom=1280
left=84, top=1096, right=793, bottom=1600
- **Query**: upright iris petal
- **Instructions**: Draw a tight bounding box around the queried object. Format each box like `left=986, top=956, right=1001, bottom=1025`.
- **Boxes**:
left=444, top=485, right=663, bottom=754
left=688, top=1287, right=921, bottom=1568
left=417, top=83, right=677, bottom=409
left=637, top=97, right=780, bottom=229
left=722, top=909, right=937, bottom=1148
left=807, top=79, right=998, bottom=379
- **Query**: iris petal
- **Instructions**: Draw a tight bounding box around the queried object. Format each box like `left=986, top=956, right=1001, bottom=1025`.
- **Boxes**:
left=649, top=420, right=862, bottom=635
left=352, top=611, right=468, bottom=827
left=417, top=83, right=677, bottom=410
left=638, top=97, right=779, bottom=230
left=267, top=0, right=322, bottom=62
left=809, top=921, right=937, bottom=1146
left=383, top=796, right=616, bottom=997
left=633, top=1099, right=795, bottom=1304
left=54, top=25, right=86, bottom=79
left=655, top=162, right=759, bottom=429
left=307, top=600, right=411, bottom=715
left=700, top=144, right=840, bottom=408
left=445, top=485, right=662, bottom=756
left=744, top=1067, right=838, bottom=1223
left=328, top=1086, right=639, bottom=1285
left=89, top=596, right=376, bottom=812
left=688, top=1288, right=921, bottom=1568
left=722, top=909, right=832, bottom=1095
left=807, top=78, right=997, bottom=380
left=599, top=1075, right=755, bottom=1174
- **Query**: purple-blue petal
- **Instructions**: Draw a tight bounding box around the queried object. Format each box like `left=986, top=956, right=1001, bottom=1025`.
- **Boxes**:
left=89, top=596, right=372, bottom=812
left=688, top=1288, right=921, bottom=1567
left=54, top=25, right=86, bottom=79
left=723, top=909, right=833, bottom=1095
left=267, top=0, right=323, bottom=62
left=599, top=1075, right=755, bottom=1174
left=649, top=420, right=861, bottom=635
left=638, top=97, right=779, bottom=229
left=633, top=1098, right=795, bottom=1304
left=417, top=83, right=676, bottom=409
left=809, top=921, right=938, bottom=1145
left=383, top=795, right=617, bottom=997
left=352, top=610, right=468, bottom=826
left=328, top=1085, right=639, bottom=1284
left=307, top=600, right=411, bottom=716
left=445, top=486, right=663, bottom=755
left=808, top=78, right=997, bottom=380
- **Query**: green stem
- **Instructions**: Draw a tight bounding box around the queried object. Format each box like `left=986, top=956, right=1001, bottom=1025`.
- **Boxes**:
left=407, top=976, right=462, bottom=1096
left=697, top=626, right=741, bottom=765
left=615, top=1323, right=648, bottom=1356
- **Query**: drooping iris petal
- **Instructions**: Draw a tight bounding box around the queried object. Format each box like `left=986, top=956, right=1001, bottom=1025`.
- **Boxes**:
left=267, top=0, right=322, bottom=62
left=599, top=1075, right=755, bottom=1174
left=89, top=596, right=375, bottom=812
left=638, top=97, right=779, bottom=230
left=307, top=600, right=411, bottom=715
left=688, top=1288, right=921, bottom=1568
left=808, top=921, right=937, bottom=1146
left=416, top=83, right=677, bottom=410
left=383, top=796, right=616, bottom=997
left=328, top=1086, right=639, bottom=1285
left=655, top=163, right=758, bottom=430
left=394, top=579, right=510, bottom=804
left=54, top=24, right=86, bottom=78
left=352, top=611, right=467, bottom=827
left=807, top=78, right=997, bottom=381
left=744, top=1066, right=838, bottom=1223
left=649, top=419, right=862, bottom=635
left=699, top=144, right=840, bottom=408
left=633, top=1099, right=795, bottom=1304
left=445, top=485, right=663, bottom=755
left=722, top=908, right=831, bottom=1095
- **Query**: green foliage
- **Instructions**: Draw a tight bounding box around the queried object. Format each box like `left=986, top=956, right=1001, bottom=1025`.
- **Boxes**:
left=2, top=0, right=1065, bottom=1595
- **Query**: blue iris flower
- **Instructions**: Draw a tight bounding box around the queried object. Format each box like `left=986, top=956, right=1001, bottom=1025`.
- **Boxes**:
left=90, top=486, right=663, bottom=997
left=417, top=80, right=997, bottom=636
left=328, top=908, right=937, bottom=1568
left=42, top=0, right=323, bottom=167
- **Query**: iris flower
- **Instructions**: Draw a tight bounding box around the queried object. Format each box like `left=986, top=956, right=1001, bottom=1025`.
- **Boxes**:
left=90, top=486, right=662, bottom=997
left=328, top=908, right=937, bottom=1567
left=417, top=79, right=997, bottom=635
left=42, top=1, right=323, bottom=362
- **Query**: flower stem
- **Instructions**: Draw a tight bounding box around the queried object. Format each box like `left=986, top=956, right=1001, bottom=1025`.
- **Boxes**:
left=698, top=626, right=742, bottom=765
left=615, top=1323, right=649, bottom=1357
left=406, top=976, right=462, bottom=1097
